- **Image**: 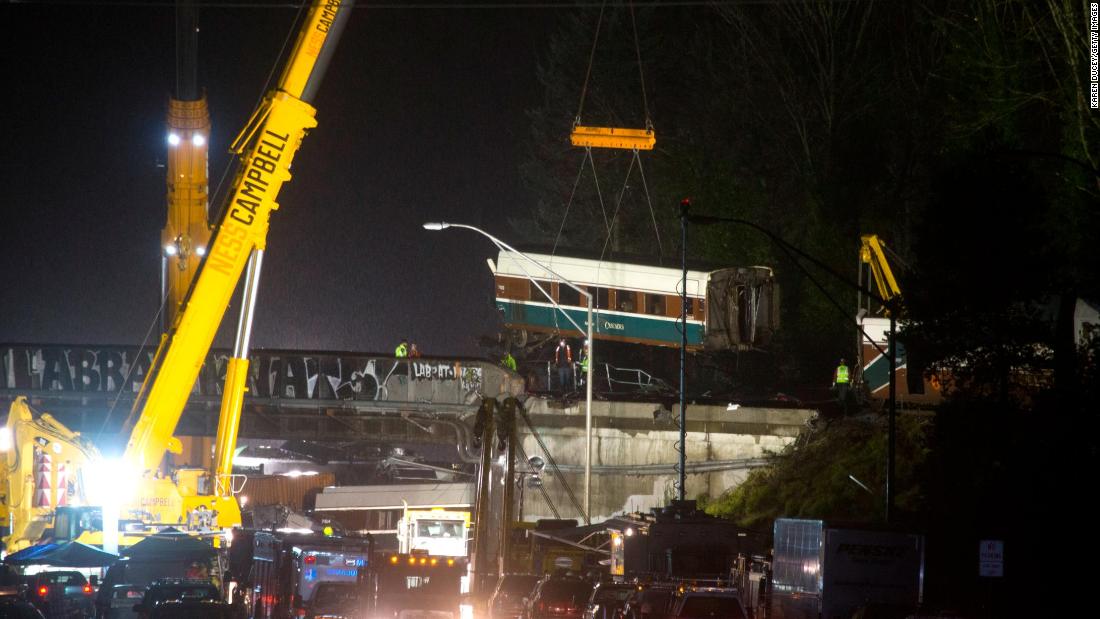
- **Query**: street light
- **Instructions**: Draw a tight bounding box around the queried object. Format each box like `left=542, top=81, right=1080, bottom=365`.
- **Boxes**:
left=423, top=222, right=595, bottom=524
left=679, top=202, right=899, bottom=523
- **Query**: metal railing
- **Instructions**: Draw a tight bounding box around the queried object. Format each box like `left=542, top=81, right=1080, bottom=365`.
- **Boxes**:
left=524, top=360, right=673, bottom=395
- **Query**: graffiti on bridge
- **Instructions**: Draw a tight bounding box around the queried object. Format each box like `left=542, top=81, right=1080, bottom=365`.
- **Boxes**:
left=0, top=345, right=487, bottom=404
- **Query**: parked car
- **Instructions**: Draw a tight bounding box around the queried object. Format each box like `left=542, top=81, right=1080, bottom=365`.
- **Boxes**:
left=2, top=564, right=28, bottom=600
left=850, top=603, right=920, bottom=619
left=141, top=600, right=236, bottom=619
left=615, top=585, right=675, bottom=619
left=1, top=593, right=48, bottom=619
left=97, top=584, right=146, bottom=619
left=23, top=570, right=95, bottom=619
left=668, top=588, right=746, bottom=619
left=522, top=576, right=593, bottom=619
left=489, top=574, right=542, bottom=619
left=130, top=579, right=227, bottom=619
left=582, top=583, right=635, bottom=619
left=299, top=582, right=366, bottom=619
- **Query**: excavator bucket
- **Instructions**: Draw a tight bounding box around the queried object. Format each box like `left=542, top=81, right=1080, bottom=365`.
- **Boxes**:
left=570, top=125, right=656, bottom=150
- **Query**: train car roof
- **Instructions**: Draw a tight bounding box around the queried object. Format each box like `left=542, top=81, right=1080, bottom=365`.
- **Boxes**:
left=491, top=246, right=757, bottom=296
left=509, top=245, right=732, bottom=273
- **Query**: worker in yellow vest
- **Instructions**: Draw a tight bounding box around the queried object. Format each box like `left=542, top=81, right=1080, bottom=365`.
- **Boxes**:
left=395, top=339, right=409, bottom=358
left=578, top=341, right=590, bottom=386
left=833, top=357, right=850, bottom=415
left=501, top=351, right=517, bottom=371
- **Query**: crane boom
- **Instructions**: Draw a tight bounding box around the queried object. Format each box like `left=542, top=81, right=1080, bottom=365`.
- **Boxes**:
left=125, top=0, right=354, bottom=476
left=1, top=1, right=354, bottom=553
left=162, top=0, right=212, bottom=331
left=859, top=234, right=902, bottom=311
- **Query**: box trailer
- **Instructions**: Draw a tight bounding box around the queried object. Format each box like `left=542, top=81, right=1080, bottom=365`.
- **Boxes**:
left=770, top=518, right=924, bottom=619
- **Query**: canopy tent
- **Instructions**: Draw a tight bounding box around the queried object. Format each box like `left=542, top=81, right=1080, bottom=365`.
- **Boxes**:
left=4, top=541, right=119, bottom=567
left=121, top=529, right=215, bottom=562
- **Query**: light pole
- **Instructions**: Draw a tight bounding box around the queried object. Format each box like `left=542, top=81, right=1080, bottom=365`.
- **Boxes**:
left=682, top=209, right=899, bottom=523
left=678, top=201, right=689, bottom=501
left=423, top=222, right=595, bottom=524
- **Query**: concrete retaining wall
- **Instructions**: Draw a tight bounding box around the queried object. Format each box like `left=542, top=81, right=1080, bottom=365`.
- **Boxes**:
left=515, top=398, right=815, bottom=522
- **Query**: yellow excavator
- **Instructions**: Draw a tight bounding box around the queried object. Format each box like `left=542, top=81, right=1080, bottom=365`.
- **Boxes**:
left=1, top=0, right=355, bottom=554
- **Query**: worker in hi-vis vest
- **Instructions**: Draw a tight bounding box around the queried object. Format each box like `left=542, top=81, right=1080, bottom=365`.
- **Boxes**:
left=833, top=357, right=850, bottom=414
left=395, top=339, right=409, bottom=358
left=578, top=340, right=590, bottom=386
left=554, top=338, right=573, bottom=393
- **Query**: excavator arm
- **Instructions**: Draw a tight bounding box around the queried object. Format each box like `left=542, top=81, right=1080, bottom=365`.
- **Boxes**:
left=1, top=397, right=101, bottom=552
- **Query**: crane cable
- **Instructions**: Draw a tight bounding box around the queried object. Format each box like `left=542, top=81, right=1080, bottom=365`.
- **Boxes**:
left=210, top=1, right=309, bottom=216
left=554, top=0, right=662, bottom=262
left=97, top=287, right=173, bottom=441
left=573, top=0, right=607, bottom=127
left=629, top=1, right=652, bottom=130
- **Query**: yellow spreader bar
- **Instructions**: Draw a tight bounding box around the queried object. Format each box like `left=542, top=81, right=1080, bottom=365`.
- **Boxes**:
left=571, top=125, right=656, bottom=150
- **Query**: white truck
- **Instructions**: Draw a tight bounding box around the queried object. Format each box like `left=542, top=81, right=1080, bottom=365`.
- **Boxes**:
left=770, top=518, right=925, bottom=619
left=397, top=508, right=471, bottom=558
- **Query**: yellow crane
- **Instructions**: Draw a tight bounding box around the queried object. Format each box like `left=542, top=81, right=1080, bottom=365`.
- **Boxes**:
left=856, top=234, right=911, bottom=399
left=162, top=0, right=212, bottom=332
left=859, top=234, right=903, bottom=314
left=1, top=0, right=355, bottom=554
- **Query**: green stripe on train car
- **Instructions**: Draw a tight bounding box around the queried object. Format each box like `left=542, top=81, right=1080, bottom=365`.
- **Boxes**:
left=496, top=300, right=704, bottom=346
left=863, top=341, right=908, bottom=393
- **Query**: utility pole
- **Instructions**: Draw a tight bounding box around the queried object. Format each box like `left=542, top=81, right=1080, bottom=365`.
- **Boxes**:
left=684, top=207, right=900, bottom=523
left=471, top=399, right=495, bottom=595
left=678, top=199, right=689, bottom=501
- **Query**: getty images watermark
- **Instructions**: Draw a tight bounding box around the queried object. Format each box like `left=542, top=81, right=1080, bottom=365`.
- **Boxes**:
left=1092, top=3, right=1099, bottom=108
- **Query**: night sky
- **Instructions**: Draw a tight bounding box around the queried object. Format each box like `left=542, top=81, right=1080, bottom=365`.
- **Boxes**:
left=1, top=1, right=557, bottom=357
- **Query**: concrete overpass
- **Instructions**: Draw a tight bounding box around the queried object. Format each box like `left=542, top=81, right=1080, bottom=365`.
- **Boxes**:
left=1, top=344, right=817, bottom=521
left=0, top=344, right=520, bottom=444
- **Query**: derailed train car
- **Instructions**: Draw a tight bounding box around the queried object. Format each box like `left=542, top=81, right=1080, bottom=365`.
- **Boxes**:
left=489, top=250, right=779, bottom=351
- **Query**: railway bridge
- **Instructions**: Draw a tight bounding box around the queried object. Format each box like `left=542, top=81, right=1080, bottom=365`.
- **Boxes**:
left=1, top=344, right=816, bottom=521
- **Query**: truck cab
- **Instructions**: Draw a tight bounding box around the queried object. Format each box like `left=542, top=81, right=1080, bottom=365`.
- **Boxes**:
left=397, top=509, right=471, bottom=559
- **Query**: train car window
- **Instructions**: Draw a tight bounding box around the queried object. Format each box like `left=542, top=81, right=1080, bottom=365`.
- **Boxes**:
left=497, top=276, right=531, bottom=300
left=693, top=297, right=705, bottom=320
left=529, top=279, right=554, bottom=302
left=616, top=290, right=637, bottom=312
left=590, top=287, right=610, bottom=310
left=559, top=284, right=582, bottom=307
left=644, top=293, right=666, bottom=316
